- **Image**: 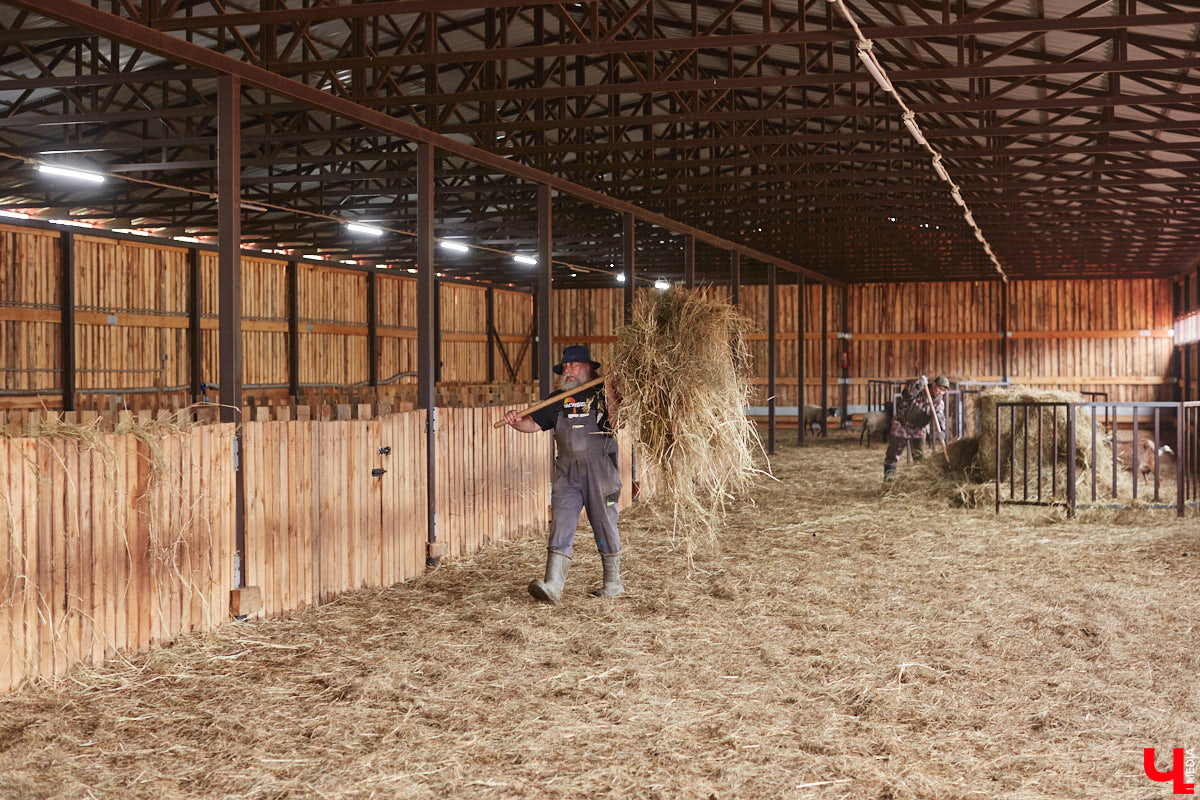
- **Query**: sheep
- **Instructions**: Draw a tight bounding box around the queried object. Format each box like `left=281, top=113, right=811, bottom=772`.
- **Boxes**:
left=859, top=410, right=890, bottom=448
left=802, top=404, right=839, bottom=436
left=1114, top=438, right=1176, bottom=480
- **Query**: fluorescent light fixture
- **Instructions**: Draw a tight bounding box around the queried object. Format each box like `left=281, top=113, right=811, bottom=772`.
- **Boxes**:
left=439, top=240, right=470, bottom=253
left=345, top=221, right=384, bottom=236
left=375, top=264, right=388, bottom=270
left=49, top=218, right=93, bottom=228
left=513, top=254, right=538, bottom=266
left=654, top=279, right=670, bottom=290
left=114, top=228, right=152, bottom=237
left=173, top=235, right=201, bottom=243
left=38, top=164, right=105, bottom=183
left=341, top=259, right=356, bottom=265
left=570, top=272, right=578, bottom=278
left=901, top=112, right=928, bottom=147
left=407, top=268, right=418, bottom=274
left=0, top=210, right=31, bottom=219
left=616, top=273, right=627, bottom=283
left=304, top=254, right=325, bottom=261
left=931, top=157, right=951, bottom=184
left=855, top=41, right=893, bottom=94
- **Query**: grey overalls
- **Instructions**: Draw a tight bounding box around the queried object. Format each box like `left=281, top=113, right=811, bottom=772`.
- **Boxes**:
left=547, top=391, right=622, bottom=558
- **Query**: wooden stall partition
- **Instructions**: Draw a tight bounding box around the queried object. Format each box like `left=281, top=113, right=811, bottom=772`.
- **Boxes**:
left=434, top=406, right=551, bottom=562
left=297, top=262, right=370, bottom=390
left=240, top=410, right=428, bottom=617
left=239, top=255, right=290, bottom=393
left=73, top=236, right=191, bottom=397
left=377, top=272, right=418, bottom=388
left=0, top=424, right=235, bottom=693
left=492, top=288, right=535, bottom=384
left=552, top=286, right=624, bottom=371
left=0, top=225, right=61, bottom=404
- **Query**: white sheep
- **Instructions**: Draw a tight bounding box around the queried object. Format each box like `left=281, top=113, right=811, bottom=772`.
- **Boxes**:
left=802, top=404, right=839, bottom=436
left=859, top=410, right=890, bottom=448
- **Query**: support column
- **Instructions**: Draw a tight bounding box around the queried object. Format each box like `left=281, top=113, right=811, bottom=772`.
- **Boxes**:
left=538, top=185, right=554, bottom=397
left=840, top=285, right=849, bottom=425
left=188, top=247, right=203, bottom=401
left=287, top=260, right=300, bottom=400
left=416, top=142, right=439, bottom=564
left=60, top=231, right=76, bottom=411
left=485, top=286, right=496, bottom=383
left=820, top=281, right=829, bottom=437
left=217, top=74, right=245, bottom=589
left=767, top=263, right=776, bottom=454
left=1000, top=279, right=1010, bottom=383
left=730, top=251, right=740, bottom=307
left=367, top=271, right=379, bottom=390
left=622, top=212, right=635, bottom=323
left=797, top=275, right=806, bottom=446
left=217, top=74, right=242, bottom=422
left=683, top=235, right=695, bottom=289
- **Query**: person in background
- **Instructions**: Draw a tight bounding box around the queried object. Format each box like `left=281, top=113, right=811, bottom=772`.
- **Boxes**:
left=883, top=375, right=949, bottom=483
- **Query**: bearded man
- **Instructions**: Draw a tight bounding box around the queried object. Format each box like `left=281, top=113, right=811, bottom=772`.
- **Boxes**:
left=503, top=345, right=623, bottom=603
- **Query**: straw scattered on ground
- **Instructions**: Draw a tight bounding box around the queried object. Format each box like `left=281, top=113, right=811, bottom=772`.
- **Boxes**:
left=0, top=430, right=1197, bottom=800
left=610, top=286, right=762, bottom=553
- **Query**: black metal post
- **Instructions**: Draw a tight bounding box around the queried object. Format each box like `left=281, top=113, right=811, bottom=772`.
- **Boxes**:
left=840, top=285, right=849, bottom=425
left=217, top=74, right=245, bottom=588
left=485, top=286, right=496, bottom=383
left=188, top=247, right=203, bottom=401
left=367, top=270, right=378, bottom=389
left=820, top=281, right=829, bottom=436
left=1000, top=280, right=1010, bottom=383
left=60, top=231, right=76, bottom=411
left=730, top=251, right=740, bottom=307
left=798, top=275, right=806, bottom=446
left=287, top=260, right=300, bottom=400
left=1066, top=403, right=1076, bottom=517
left=767, top=263, right=776, bottom=454
left=622, top=211, right=635, bottom=324
left=416, top=142, right=438, bottom=564
left=684, top=235, right=695, bottom=289
left=539, top=185, right=554, bottom=397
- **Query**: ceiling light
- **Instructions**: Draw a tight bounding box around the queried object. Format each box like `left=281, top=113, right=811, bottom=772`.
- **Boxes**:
left=616, top=273, right=627, bottom=283
left=901, top=112, right=928, bottom=148
left=513, top=254, right=537, bottom=266
left=407, top=268, right=418, bottom=274
left=49, top=218, right=93, bottom=228
left=38, top=164, right=105, bottom=183
left=855, top=41, right=893, bottom=94
left=0, top=210, right=31, bottom=219
left=304, top=254, right=324, bottom=261
left=439, top=240, right=469, bottom=253
left=346, top=221, right=384, bottom=236
left=375, top=264, right=388, bottom=270
left=654, top=279, right=669, bottom=290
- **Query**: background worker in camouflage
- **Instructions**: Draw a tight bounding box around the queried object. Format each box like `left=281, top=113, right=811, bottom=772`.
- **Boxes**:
left=883, top=375, right=949, bottom=482
left=503, top=345, right=623, bottom=603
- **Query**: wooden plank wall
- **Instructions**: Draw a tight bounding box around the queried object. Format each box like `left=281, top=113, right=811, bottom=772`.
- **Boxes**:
left=241, top=409, right=428, bottom=617
left=551, top=280, right=1176, bottom=407
left=0, top=424, right=236, bottom=693
left=434, top=407, right=552, bottom=561
left=0, top=226, right=59, bottom=395
left=1179, top=266, right=1199, bottom=402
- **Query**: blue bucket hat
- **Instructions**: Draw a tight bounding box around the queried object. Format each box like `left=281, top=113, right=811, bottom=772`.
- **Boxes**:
left=553, top=344, right=601, bottom=375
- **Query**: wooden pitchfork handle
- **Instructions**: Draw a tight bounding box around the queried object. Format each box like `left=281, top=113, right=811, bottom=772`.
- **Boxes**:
left=921, top=380, right=951, bottom=464
left=493, top=375, right=606, bottom=428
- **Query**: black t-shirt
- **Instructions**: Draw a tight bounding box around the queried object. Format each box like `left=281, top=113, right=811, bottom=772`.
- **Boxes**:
left=528, top=383, right=612, bottom=433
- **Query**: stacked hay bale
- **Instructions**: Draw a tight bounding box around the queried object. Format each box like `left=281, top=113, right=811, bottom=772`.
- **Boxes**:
left=892, top=387, right=1131, bottom=508
left=610, top=287, right=761, bottom=551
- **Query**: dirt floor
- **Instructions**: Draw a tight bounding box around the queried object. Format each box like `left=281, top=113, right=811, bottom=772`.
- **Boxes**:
left=1, top=429, right=1197, bottom=800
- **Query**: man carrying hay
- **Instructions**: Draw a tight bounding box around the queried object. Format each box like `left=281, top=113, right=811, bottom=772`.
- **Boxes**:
left=503, top=345, right=623, bottom=603
left=884, top=375, right=949, bottom=482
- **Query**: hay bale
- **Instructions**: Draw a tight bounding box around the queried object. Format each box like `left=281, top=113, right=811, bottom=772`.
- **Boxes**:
left=610, top=287, right=761, bottom=548
left=976, top=387, right=1092, bottom=482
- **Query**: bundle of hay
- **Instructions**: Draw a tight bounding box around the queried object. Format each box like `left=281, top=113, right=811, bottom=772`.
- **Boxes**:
left=893, top=387, right=1133, bottom=508
left=609, top=287, right=762, bottom=549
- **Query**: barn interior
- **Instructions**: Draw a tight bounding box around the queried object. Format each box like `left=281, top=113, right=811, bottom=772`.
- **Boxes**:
left=1, top=2, right=1199, bottom=797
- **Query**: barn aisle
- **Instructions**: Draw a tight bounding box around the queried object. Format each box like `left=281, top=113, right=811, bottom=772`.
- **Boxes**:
left=1, top=431, right=1196, bottom=800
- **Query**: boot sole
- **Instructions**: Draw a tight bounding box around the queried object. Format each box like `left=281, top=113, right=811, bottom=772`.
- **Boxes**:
left=528, top=580, right=561, bottom=604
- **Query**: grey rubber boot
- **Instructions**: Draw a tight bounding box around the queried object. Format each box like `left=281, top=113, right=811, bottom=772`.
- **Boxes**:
left=883, top=463, right=897, bottom=484
left=528, top=551, right=570, bottom=603
left=589, top=553, right=624, bottom=598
